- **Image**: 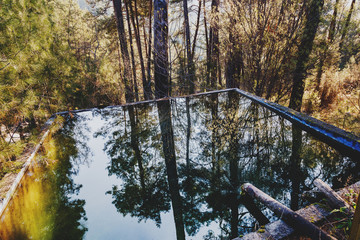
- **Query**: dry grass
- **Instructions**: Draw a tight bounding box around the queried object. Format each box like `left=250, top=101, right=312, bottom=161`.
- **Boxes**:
left=304, top=61, right=360, bottom=137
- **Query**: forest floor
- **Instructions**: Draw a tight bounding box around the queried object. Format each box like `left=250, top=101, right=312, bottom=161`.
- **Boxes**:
left=0, top=145, right=34, bottom=204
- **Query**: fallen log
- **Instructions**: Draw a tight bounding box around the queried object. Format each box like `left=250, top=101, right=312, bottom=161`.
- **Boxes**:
left=314, top=178, right=352, bottom=213
left=241, top=183, right=336, bottom=240
left=240, top=192, right=270, bottom=226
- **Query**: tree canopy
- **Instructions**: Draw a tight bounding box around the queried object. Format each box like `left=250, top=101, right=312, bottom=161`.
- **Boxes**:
left=1, top=0, right=360, bottom=177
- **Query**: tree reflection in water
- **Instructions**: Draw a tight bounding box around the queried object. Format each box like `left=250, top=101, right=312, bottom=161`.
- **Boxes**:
left=158, top=100, right=186, bottom=240
left=95, top=91, right=358, bottom=239
left=97, top=104, right=171, bottom=226
left=0, top=115, right=89, bottom=240
left=1, top=91, right=357, bottom=239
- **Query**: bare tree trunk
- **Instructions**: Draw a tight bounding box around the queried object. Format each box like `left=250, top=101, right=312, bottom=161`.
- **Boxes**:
left=289, top=0, right=323, bottom=111
left=154, top=0, right=169, bottom=99
left=191, top=0, right=202, bottom=58
left=124, top=0, right=139, bottom=102
left=209, top=0, right=219, bottom=89
left=112, top=0, right=134, bottom=103
left=339, top=0, right=356, bottom=70
left=315, top=0, right=339, bottom=90
left=183, top=0, right=195, bottom=94
left=203, top=0, right=210, bottom=89
left=147, top=0, right=153, bottom=98
left=226, top=15, right=243, bottom=89
left=130, top=0, right=152, bottom=100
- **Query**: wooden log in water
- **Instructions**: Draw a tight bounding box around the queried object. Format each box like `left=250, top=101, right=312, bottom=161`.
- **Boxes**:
left=314, top=179, right=352, bottom=213
left=242, top=183, right=336, bottom=240
left=240, top=192, right=270, bottom=226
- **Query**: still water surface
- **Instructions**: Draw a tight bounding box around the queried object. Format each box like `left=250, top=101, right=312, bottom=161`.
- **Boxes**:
left=1, top=91, right=358, bottom=240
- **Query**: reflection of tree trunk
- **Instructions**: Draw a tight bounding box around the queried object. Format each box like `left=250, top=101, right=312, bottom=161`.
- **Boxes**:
left=157, top=100, right=185, bottom=240
left=184, top=97, right=194, bottom=198
left=210, top=93, right=219, bottom=179
left=227, top=91, right=240, bottom=238
left=229, top=135, right=239, bottom=237
left=128, top=106, right=146, bottom=191
left=186, top=97, right=191, bottom=168
left=289, top=126, right=302, bottom=210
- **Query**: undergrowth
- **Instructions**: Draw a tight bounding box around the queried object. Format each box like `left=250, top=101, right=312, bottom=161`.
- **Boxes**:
left=304, top=60, right=360, bottom=137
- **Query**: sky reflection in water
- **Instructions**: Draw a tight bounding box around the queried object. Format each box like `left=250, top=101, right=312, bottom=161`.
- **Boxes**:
left=1, top=91, right=358, bottom=240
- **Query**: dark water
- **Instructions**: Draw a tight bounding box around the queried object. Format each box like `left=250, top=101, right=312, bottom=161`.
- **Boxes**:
left=1, top=91, right=359, bottom=240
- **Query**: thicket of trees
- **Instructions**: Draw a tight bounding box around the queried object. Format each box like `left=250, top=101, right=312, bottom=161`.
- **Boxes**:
left=1, top=0, right=360, bottom=174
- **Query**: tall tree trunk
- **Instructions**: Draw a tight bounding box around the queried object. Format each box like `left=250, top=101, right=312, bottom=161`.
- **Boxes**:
left=124, top=0, right=139, bottom=102
left=112, top=0, right=134, bottom=103
left=339, top=0, right=356, bottom=70
left=147, top=0, right=153, bottom=98
left=315, top=0, right=339, bottom=90
left=203, top=0, right=210, bottom=89
left=209, top=0, right=219, bottom=89
left=192, top=0, right=202, bottom=58
left=154, top=0, right=169, bottom=99
left=289, top=0, right=324, bottom=111
left=226, top=14, right=243, bottom=89
left=130, top=0, right=152, bottom=100
left=183, top=0, right=195, bottom=94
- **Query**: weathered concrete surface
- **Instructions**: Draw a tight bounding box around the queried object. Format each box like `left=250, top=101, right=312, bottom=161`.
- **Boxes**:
left=234, top=232, right=272, bottom=240
left=265, top=220, right=293, bottom=240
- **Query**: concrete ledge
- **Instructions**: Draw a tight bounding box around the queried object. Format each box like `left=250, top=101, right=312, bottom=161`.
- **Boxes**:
left=0, top=117, right=57, bottom=219
left=233, top=88, right=360, bottom=159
